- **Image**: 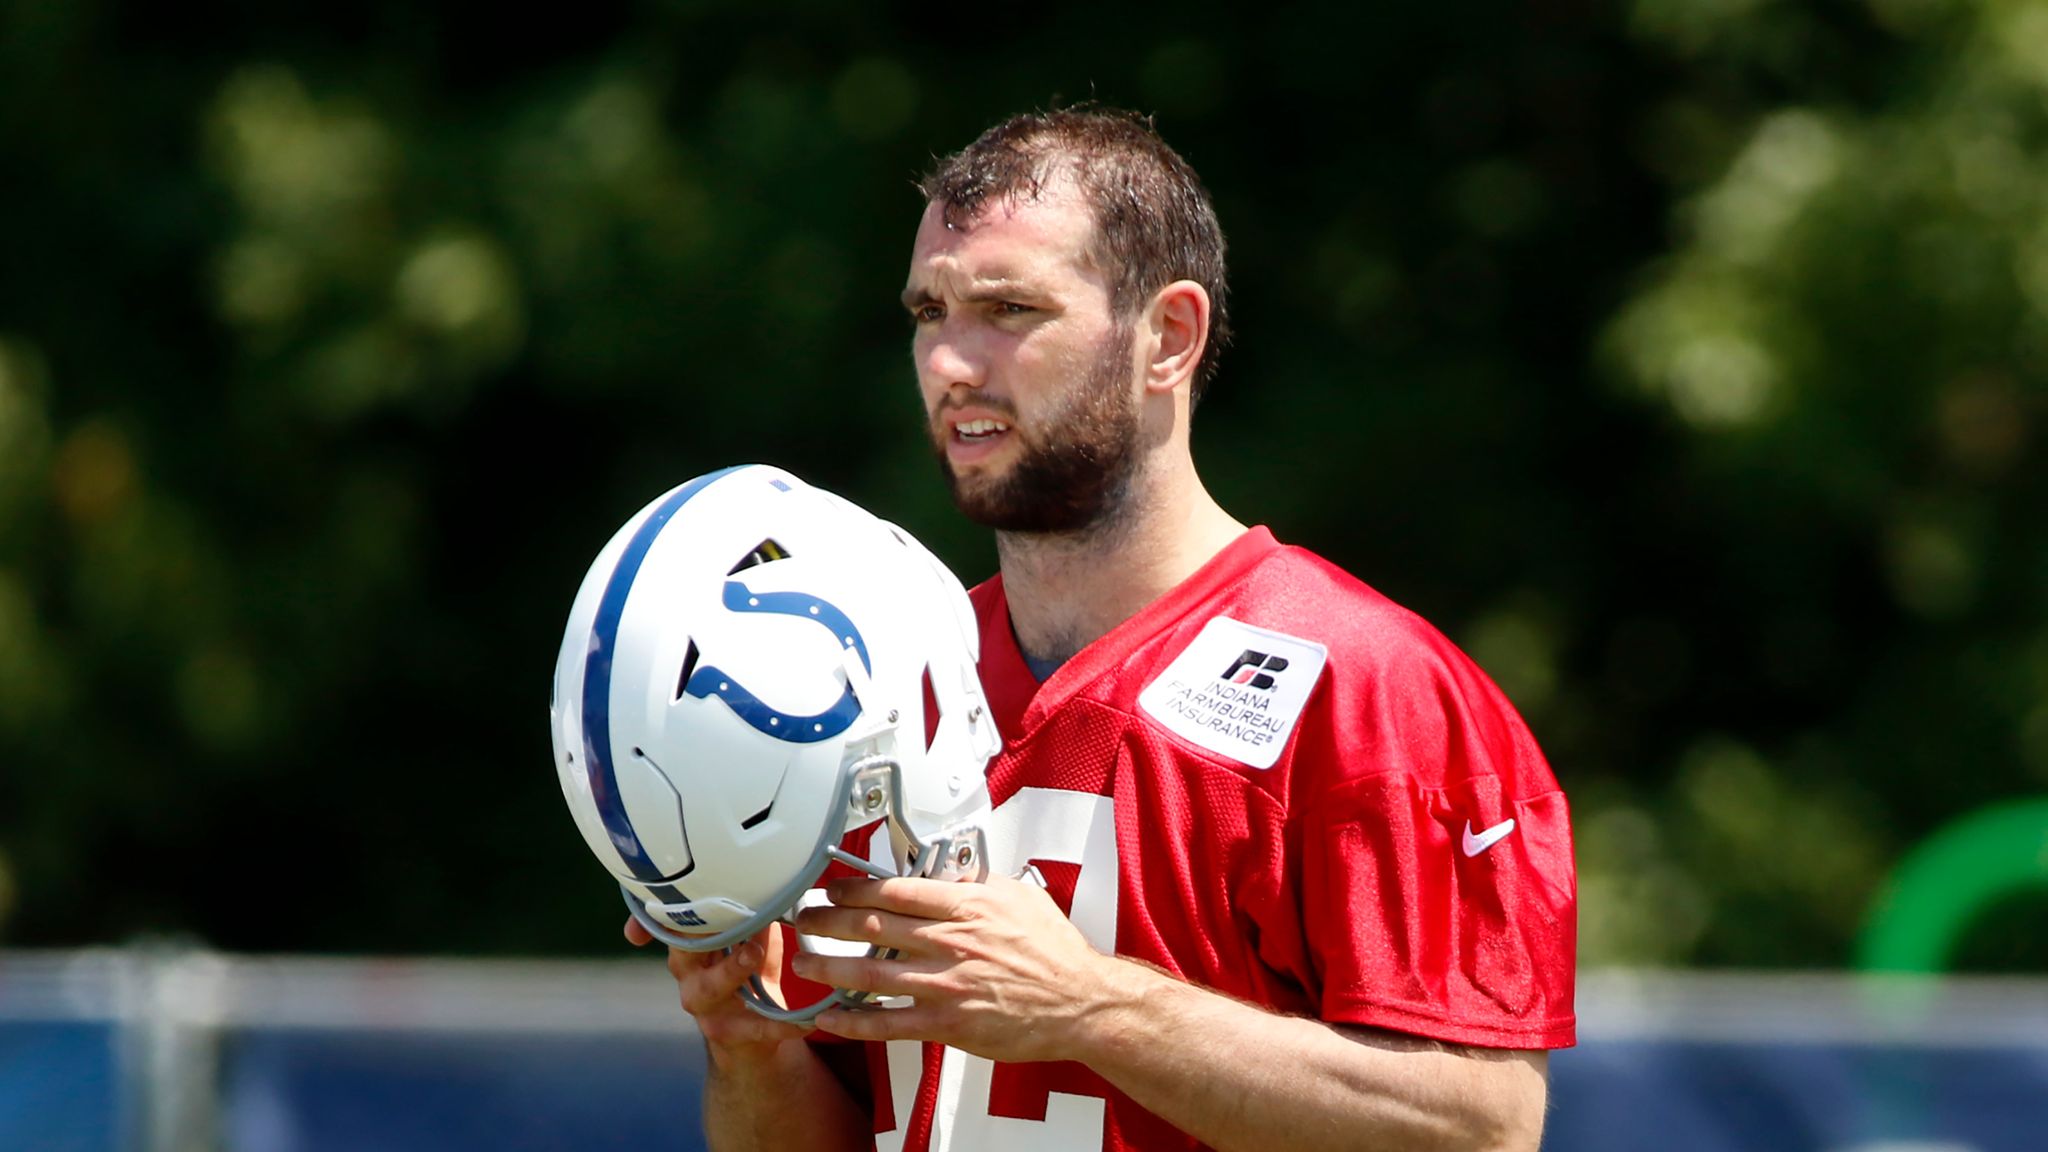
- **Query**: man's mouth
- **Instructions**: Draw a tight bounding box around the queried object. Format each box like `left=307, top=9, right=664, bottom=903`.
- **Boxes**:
left=955, top=418, right=1011, bottom=442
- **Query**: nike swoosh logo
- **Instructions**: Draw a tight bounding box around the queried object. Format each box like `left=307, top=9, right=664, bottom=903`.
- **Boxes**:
left=1461, top=818, right=1517, bottom=857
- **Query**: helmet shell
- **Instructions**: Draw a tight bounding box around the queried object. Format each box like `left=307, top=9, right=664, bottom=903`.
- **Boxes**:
left=549, top=464, right=995, bottom=941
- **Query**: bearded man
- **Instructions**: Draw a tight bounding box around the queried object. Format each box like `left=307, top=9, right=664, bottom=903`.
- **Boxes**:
left=634, top=106, right=1578, bottom=1152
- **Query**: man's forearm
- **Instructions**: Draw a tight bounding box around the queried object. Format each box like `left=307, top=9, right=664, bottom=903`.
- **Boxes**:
left=703, top=1037, right=871, bottom=1152
left=1076, top=960, right=1549, bottom=1152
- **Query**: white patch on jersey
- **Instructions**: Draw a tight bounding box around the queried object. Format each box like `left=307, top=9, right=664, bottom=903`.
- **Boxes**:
left=1137, top=616, right=1329, bottom=770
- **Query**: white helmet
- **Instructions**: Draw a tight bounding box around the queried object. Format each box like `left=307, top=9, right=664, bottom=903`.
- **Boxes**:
left=549, top=464, right=999, bottom=1019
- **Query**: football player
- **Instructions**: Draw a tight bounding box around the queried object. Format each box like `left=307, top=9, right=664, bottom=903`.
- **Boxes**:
left=633, top=106, right=1576, bottom=1152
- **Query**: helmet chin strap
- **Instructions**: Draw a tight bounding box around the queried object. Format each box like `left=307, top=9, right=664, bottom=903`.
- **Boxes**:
left=628, top=754, right=994, bottom=1023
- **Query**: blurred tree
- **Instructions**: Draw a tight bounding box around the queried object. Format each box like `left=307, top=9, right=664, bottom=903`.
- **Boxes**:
left=0, top=0, right=2036, bottom=971
left=1591, top=0, right=2048, bottom=966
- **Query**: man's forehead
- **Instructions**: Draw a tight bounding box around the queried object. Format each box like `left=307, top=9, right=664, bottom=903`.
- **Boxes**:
left=907, top=190, right=1097, bottom=287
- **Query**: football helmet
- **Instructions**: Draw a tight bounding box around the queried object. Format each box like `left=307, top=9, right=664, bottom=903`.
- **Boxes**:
left=549, top=464, right=1000, bottom=1020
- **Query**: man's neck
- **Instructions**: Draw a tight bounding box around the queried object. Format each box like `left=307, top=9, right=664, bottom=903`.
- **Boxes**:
left=995, top=467, right=1246, bottom=672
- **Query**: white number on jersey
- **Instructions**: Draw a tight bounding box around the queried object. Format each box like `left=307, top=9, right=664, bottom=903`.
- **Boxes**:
left=873, top=786, right=1120, bottom=1152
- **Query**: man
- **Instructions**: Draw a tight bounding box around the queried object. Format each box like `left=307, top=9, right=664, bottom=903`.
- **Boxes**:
left=629, top=107, right=1577, bottom=1152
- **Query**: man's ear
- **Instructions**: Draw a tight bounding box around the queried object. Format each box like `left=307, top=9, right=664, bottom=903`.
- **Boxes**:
left=1144, top=280, right=1211, bottom=396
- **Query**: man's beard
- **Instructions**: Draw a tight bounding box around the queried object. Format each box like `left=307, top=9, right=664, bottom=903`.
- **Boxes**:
left=931, top=323, right=1140, bottom=535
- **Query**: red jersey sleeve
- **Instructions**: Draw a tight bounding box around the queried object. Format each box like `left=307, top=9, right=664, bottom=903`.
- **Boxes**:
left=1284, top=617, right=1577, bottom=1049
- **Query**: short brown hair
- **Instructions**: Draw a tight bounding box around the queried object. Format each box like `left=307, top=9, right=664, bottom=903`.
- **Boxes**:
left=919, top=106, right=1232, bottom=406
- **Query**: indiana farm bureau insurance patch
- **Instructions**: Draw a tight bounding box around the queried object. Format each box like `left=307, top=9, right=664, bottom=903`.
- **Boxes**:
left=1138, top=616, right=1329, bottom=770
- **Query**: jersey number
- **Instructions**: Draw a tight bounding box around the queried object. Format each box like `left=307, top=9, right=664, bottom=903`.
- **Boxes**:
left=874, top=787, right=1120, bottom=1152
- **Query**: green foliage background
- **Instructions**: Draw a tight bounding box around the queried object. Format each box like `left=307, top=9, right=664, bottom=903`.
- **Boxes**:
left=1, top=0, right=2043, bottom=968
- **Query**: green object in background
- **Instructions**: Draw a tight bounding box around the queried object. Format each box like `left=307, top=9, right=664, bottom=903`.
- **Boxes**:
left=1857, top=798, right=2048, bottom=973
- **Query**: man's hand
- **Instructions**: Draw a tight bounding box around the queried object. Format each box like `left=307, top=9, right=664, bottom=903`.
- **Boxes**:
left=787, top=873, right=1129, bottom=1063
left=623, top=917, right=811, bottom=1057
left=626, top=917, right=872, bottom=1151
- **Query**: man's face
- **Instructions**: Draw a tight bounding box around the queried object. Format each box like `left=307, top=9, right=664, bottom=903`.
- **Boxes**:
left=903, top=189, right=1143, bottom=534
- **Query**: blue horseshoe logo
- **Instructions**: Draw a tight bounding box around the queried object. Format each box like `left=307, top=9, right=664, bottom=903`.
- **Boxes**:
left=682, top=580, right=870, bottom=744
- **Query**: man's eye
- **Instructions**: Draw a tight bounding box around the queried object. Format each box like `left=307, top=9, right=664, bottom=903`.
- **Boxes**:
left=912, top=304, right=945, bottom=324
left=993, top=302, right=1034, bottom=317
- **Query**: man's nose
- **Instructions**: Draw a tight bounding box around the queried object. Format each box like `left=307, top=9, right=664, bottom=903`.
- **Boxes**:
left=922, top=333, right=983, bottom=390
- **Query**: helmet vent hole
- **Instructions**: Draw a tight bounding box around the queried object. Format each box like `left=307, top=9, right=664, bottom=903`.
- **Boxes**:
left=728, top=538, right=790, bottom=575
left=921, top=665, right=941, bottom=752
left=741, top=803, right=774, bottom=830
left=675, top=638, right=700, bottom=701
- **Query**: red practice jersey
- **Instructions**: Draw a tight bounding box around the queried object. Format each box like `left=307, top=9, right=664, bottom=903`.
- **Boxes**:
left=813, top=526, right=1577, bottom=1152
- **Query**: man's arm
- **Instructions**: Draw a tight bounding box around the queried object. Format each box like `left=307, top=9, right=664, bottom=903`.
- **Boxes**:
left=626, top=920, right=870, bottom=1152
left=793, top=874, right=1549, bottom=1152
left=1069, top=959, right=1546, bottom=1152
left=701, top=1033, right=871, bottom=1152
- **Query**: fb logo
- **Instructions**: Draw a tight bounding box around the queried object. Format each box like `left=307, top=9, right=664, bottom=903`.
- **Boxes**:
left=681, top=580, right=871, bottom=744
left=1220, top=649, right=1289, bottom=691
